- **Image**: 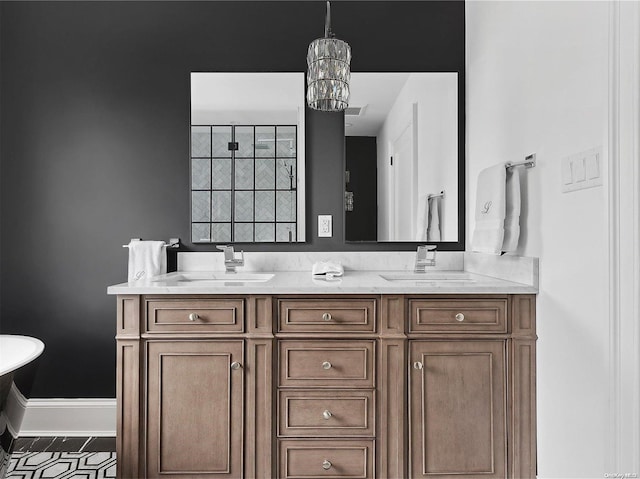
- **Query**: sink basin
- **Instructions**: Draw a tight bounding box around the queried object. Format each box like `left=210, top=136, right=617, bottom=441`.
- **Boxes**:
left=379, top=272, right=475, bottom=283
left=156, top=272, right=275, bottom=283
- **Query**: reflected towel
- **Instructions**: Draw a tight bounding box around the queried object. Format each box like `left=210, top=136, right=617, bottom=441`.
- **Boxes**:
left=426, top=196, right=441, bottom=242
left=127, top=240, right=166, bottom=282
left=415, top=195, right=429, bottom=241
left=502, top=167, right=521, bottom=252
left=471, top=164, right=506, bottom=254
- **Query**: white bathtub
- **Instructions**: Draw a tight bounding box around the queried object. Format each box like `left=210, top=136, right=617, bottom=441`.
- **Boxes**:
left=0, top=335, right=44, bottom=376
left=0, top=335, right=45, bottom=478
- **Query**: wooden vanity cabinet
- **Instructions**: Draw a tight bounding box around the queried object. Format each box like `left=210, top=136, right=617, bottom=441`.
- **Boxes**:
left=403, top=295, right=536, bottom=479
left=409, top=340, right=506, bottom=478
left=146, top=340, right=244, bottom=478
left=116, top=295, right=273, bottom=479
left=115, top=293, right=536, bottom=479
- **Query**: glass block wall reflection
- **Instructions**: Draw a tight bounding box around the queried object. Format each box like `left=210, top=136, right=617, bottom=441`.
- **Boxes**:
left=191, top=125, right=297, bottom=243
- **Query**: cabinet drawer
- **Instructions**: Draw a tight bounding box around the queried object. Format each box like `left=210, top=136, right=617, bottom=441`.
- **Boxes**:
left=145, top=299, right=244, bottom=333
left=278, top=299, right=376, bottom=333
left=279, top=439, right=374, bottom=479
left=409, top=299, right=507, bottom=333
left=279, top=341, right=375, bottom=388
left=279, top=389, right=374, bottom=437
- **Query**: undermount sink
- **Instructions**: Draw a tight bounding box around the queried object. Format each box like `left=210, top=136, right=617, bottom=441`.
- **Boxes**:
left=379, top=272, right=476, bottom=283
left=157, top=272, right=275, bottom=283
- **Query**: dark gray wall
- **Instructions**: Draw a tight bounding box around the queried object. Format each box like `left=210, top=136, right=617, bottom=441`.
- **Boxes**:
left=0, top=1, right=465, bottom=397
left=345, top=136, right=378, bottom=241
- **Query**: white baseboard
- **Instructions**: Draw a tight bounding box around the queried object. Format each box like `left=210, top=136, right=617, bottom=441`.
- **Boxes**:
left=20, top=398, right=116, bottom=437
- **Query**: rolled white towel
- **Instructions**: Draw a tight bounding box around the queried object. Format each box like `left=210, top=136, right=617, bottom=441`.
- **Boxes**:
left=311, top=260, right=344, bottom=280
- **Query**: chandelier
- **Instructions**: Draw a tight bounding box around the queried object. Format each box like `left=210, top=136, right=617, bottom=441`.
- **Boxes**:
left=306, top=1, right=351, bottom=112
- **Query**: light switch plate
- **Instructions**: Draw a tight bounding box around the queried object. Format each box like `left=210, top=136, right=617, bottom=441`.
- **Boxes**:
left=562, top=160, right=573, bottom=185
left=585, top=153, right=600, bottom=179
left=318, top=215, right=332, bottom=237
left=561, top=147, right=603, bottom=193
left=574, top=157, right=587, bottom=182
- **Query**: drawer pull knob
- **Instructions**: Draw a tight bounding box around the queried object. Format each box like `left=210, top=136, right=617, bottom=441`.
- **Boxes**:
left=322, top=410, right=332, bottom=420
left=322, top=361, right=332, bottom=370
left=188, top=313, right=199, bottom=322
left=230, top=361, right=242, bottom=370
left=322, top=460, right=332, bottom=470
left=413, top=361, right=423, bottom=370
left=322, top=312, right=332, bottom=321
left=455, top=313, right=465, bottom=322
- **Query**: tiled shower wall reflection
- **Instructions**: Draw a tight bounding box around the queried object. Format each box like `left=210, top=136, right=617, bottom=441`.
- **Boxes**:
left=191, top=125, right=297, bottom=243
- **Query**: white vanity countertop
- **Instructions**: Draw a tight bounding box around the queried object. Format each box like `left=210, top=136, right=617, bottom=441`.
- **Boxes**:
left=107, top=270, right=537, bottom=295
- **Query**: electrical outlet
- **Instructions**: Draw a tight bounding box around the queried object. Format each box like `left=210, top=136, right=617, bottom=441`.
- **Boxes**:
left=318, top=215, right=332, bottom=238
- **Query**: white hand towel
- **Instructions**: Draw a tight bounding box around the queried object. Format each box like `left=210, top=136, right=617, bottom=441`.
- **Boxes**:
left=127, top=240, right=167, bottom=282
left=502, top=167, right=521, bottom=252
left=415, top=195, right=429, bottom=241
left=426, top=196, right=441, bottom=242
left=471, top=164, right=506, bottom=254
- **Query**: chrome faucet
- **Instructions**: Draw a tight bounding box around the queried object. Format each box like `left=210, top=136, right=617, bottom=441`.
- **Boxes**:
left=217, top=245, right=245, bottom=273
left=414, top=245, right=436, bottom=273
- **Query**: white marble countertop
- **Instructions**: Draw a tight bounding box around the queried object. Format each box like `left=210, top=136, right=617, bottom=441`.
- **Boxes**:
left=107, top=269, right=537, bottom=295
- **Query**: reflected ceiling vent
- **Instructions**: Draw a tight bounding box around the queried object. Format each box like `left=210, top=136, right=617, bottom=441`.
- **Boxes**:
left=344, top=105, right=367, bottom=116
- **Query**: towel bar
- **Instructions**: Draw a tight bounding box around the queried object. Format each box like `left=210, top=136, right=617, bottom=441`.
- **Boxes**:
left=122, top=238, right=180, bottom=249
left=506, top=154, right=536, bottom=169
left=427, top=191, right=445, bottom=199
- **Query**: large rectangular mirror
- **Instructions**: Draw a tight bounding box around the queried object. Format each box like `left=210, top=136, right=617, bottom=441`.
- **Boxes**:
left=190, top=72, right=306, bottom=243
left=344, top=72, right=460, bottom=243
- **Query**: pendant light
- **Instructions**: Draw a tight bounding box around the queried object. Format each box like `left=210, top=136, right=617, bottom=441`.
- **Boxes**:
left=306, top=1, right=351, bottom=112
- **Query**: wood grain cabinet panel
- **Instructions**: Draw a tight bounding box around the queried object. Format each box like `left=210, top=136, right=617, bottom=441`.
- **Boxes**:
left=409, top=340, right=506, bottom=479
left=146, top=340, right=244, bottom=478
left=409, top=298, right=507, bottom=333
left=278, top=299, right=376, bottom=333
left=279, top=340, right=375, bottom=388
left=279, top=439, right=374, bottom=479
left=278, top=389, right=375, bottom=437
left=145, top=298, right=244, bottom=333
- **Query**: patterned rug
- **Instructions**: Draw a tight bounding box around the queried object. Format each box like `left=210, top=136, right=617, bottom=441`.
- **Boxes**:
left=7, top=452, right=115, bottom=479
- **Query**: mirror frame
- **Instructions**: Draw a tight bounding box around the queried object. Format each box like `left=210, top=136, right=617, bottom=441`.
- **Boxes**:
left=343, top=70, right=465, bottom=251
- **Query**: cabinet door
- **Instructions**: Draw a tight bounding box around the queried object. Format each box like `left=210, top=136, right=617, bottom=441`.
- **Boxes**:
left=409, top=341, right=506, bottom=479
left=146, top=340, right=243, bottom=478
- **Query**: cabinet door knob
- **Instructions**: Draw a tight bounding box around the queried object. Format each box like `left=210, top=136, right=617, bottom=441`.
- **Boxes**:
left=322, top=410, right=332, bottom=420
left=230, top=361, right=242, bottom=370
left=322, top=361, right=332, bottom=370
left=322, top=312, right=332, bottom=321
left=322, top=460, right=332, bottom=470
left=455, top=312, right=465, bottom=322
left=188, top=313, right=199, bottom=321
left=413, top=361, right=423, bottom=370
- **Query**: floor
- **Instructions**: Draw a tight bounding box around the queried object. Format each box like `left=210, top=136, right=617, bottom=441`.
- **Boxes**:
left=6, top=437, right=116, bottom=479
left=11, top=438, right=116, bottom=454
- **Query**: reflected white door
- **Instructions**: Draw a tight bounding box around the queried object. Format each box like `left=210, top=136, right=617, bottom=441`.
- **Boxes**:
left=390, top=120, right=416, bottom=241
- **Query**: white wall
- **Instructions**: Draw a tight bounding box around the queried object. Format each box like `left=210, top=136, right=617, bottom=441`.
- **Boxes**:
left=466, top=2, right=609, bottom=478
